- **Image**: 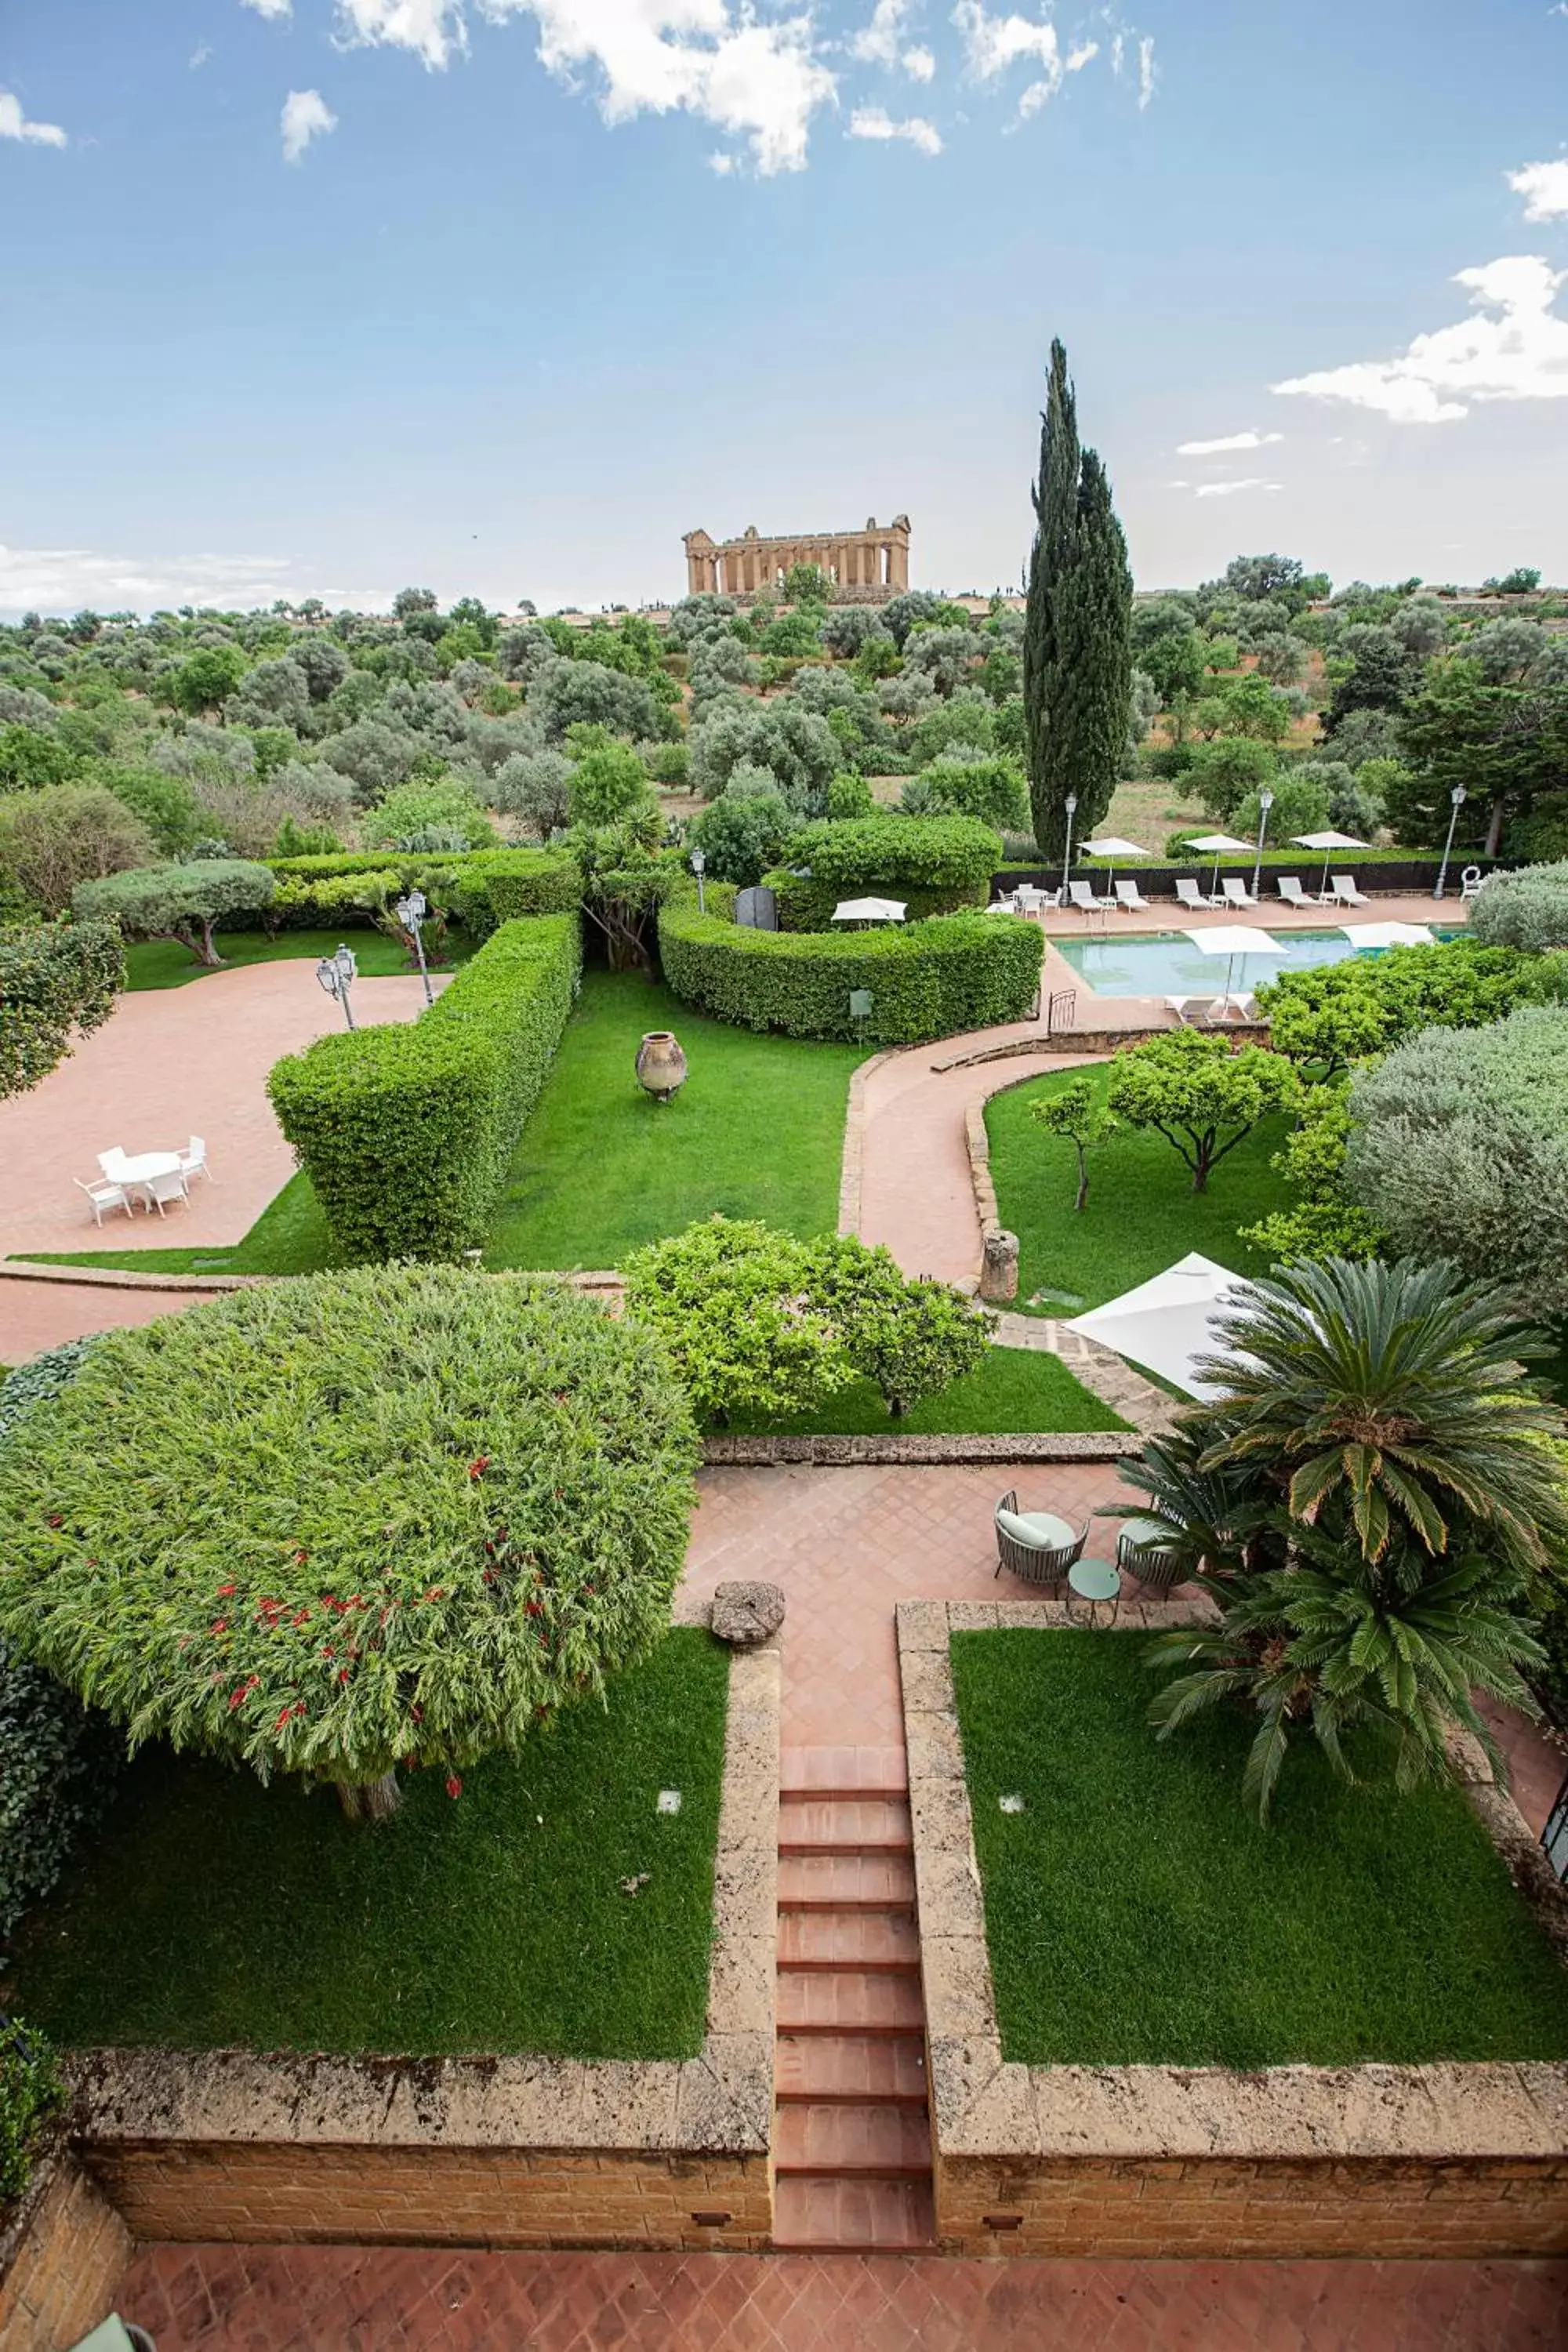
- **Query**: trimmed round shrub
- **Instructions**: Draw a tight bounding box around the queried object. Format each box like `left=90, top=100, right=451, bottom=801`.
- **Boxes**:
left=657, top=902, right=1042, bottom=1044
left=0, top=1270, right=700, bottom=1815
left=1347, top=1005, right=1568, bottom=1312
left=766, top=813, right=1001, bottom=931
left=1468, top=859, right=1568, bottom=953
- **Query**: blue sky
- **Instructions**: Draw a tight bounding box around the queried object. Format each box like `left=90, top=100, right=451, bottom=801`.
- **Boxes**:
left=2, top=0, right=1565, bottom=615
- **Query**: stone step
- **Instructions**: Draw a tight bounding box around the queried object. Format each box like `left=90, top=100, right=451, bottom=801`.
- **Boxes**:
left=772, top=2173, right=936, bottom=2252
left=776, top=1967, right=924, bottom=2034
left=780, top=1746, right=908, bottom=1796
left=777, top=1910, right=920, bottom=1970
left=778, top=1794, right=912, bottom=1856
left=778, top=1853, right=917, bottom=1911
left=775, top=2031, right=928, bottom=2105
left=775, top=2102, right=931, bottom=2177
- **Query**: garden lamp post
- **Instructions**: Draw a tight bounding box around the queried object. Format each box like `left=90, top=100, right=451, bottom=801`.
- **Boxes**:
left=396, top=889, right=434, bottom=1006
left=1435, top=785, right=1467, bottom=901
left=316, top=941, right=358, bottom=1031
left=690, top=846, right=706, bottom=916
left=1061, top=792, right=1078, bottom=898
left=1252, top=787, right=1275, bottom=899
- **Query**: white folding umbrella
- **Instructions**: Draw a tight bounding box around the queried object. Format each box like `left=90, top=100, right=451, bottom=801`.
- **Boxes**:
left=1292, top=829, right=1367, bottom=897
left=1181, top=924, right=1290, bottom=1013
left=1065, top=1252, right=1250, bottom=1400
left=1179, top=833, right=1253, bottom=896
left=1341, top=921, right=1434, bottom=950
left=830, top=897, right=906, bottom=926
left=1081, top=836, right=1150, bottom=894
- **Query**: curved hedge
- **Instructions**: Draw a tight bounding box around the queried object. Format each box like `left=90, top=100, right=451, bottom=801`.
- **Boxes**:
left=765, top=814, right=1000, bottom=932
left=658, top=903, right=1042, bottom=1044
left=269, top=913, right=580, bottom=1261
left=267, top=848, right=581, bottom=936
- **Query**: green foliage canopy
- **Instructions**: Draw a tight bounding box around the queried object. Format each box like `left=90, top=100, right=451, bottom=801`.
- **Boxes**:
left=1105, top=1028, right=1299, bottom=1192
left=0, top=918, right=125, bottom=1099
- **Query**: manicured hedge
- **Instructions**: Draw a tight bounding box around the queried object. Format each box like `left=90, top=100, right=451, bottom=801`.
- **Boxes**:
left=658, top=903, right=1042, bottom=1044
left=268, top=913, right=581, bottom=1261
left=267, top=848, right=581, bottom=936
left=767, top=814, right=1000, bottom=931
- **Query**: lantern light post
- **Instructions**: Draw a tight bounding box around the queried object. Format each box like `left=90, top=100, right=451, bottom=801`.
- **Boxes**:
left=1435, top=785, right=1467, bottom=901
left=1061, top=792, right=1078, bottom=899
left=1252, top=786, right=1275, bottom=900
left=316, top=941, right=358, bottom=1030
left=396, top=889, right=434, bottom=1007
left=689, top=846, right=706, bottom=916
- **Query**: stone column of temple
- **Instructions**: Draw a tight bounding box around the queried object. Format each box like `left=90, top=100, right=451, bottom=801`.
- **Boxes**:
left=891, top=537, right=909, bottom=590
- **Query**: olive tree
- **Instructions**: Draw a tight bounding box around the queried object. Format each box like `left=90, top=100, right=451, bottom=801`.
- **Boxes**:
left=689, top=699, right=839, bottom=813
left=492, top=747, right=574, bottom=837
left=74, top=858, right=277, bottom=967
left=1467, top=859, right=1568, bottom=953
left=0, top=786, right=156, bottom=914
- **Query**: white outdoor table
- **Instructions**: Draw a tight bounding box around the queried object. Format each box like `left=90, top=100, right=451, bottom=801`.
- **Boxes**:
left=114, top=1151, right=183, bottom=1211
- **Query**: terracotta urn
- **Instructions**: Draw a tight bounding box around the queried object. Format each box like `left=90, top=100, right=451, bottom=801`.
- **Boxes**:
left=636, top=1029, right=688, bottom=1104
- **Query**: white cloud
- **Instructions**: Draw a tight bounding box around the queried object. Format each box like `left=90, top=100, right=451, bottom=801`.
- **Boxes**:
left=1509, top=158, right=1568, bottom=222
left=953, top=5, right=1099, bottom=121
left=1274, top=253, right=1568, bottom=424
left=1193, top=478, right=1282, bottom=499
left=848, top=104, right=942, bottom=154
left=190, top=42, right=214, bottom=68
left=242, top=0, right=295, bottom=18
left=0, top=544, right=387, bottom=621
left=708, top=148, right=735, bottom=172
left=0, top=91, right=67, bottom=147
left=1176, top=429, right=1285, bottom=456
left=281, top=88, right=339, bottom=161
left=336, top=0, right=467, bottom=68
left=1137, top=32, right=1154, bottom=110
left=848, top=2, right=938, bottom=80
left=902, top=45, right=935, bottom=80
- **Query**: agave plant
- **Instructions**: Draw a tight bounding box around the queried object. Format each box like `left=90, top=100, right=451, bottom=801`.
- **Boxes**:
left=1191, top=1256, right=1568, bottom=1574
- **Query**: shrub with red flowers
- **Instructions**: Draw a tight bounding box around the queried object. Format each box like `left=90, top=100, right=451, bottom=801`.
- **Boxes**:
left=0, top=1267, right=699, bottom=1820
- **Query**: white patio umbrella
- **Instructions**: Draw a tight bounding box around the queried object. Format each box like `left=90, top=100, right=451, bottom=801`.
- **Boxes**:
left=1179, top=833, right=1253, bottom=896
left=1181, top=924, right=1290, bottom=1013
left=1292, top=829, right=1367, bottom=897
left=1080, top=836, right=1150, bottom=894
left=1065, top=1252, right=1250, bottom=1400
left=1341, top=921, right=1434, bottom=950
left=830, top=897, right=906, bottom=926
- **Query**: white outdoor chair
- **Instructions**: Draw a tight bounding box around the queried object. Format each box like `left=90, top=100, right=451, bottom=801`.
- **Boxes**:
left=97, top=1147, right=130, bottom=1181
left=1459, top=866, right=1483, bottom=902
left=1068, top=880, right=1112, bottom=913
left=1014, top=886, right=1047, bottom=916
left=1219, top=877, right=1257, bottom=910
left=1330, top=874, right=1370, bottom=907
left=75, top=1176, right=133, bottom=1226
left=1276, top=876, right=1309, bottom=908
left=1174, top=878, right=1207, bottom=913
left=1113, top=879, right=1150, bottom=912
left=143, top=1167, right=189, bottom=1218
left=178, top=1135, right=212, bottom=1185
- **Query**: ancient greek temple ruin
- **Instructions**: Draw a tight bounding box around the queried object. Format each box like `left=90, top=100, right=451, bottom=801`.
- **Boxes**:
left=682, top=516, right=910, bottom=601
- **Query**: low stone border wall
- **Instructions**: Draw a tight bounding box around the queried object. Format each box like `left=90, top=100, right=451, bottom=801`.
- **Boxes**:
left=57, top=1642, right=778, bottom=2256
left=703, top=1431, right=1141, bottom=1467
left=0, top=2146, right=132, bottom=2352
left=897, top=1599, right=1568, bottom=2259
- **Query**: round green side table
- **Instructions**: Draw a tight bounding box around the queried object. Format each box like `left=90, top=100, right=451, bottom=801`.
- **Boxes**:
left=1066, top=1557, right=1123, bottom=1626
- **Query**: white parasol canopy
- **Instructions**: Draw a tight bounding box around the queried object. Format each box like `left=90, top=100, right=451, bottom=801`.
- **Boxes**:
left=1082, top=836, right=1150, bottom=893
left=1065, top=1253, right=1250, bottom=1400
left=831, top=897, right=906, bottom=924
left=1293, top=829, right=1367, bottom=895
left=1181, top=924, right=1288, bottom=1011
left=1342, top=921, right=1434, bottom=950
left=1179, top=832, right=1253, bottom=894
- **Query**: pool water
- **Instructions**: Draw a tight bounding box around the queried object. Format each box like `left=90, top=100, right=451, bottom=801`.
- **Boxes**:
left=1056, top=927, right=1410, bottom=999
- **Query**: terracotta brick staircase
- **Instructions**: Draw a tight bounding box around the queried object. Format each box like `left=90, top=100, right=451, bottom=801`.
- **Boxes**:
left=772, top=1753, right=936, bottom=2251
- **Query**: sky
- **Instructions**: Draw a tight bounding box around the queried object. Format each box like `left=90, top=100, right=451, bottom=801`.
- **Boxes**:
left=1, top=0, right=1565, bottom=616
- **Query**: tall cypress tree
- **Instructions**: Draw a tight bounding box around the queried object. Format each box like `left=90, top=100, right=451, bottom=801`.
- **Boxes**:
left=1022, top=343, right=1134, bottom=859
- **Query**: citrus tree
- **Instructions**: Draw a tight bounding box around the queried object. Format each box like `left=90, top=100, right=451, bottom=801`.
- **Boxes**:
left=0, top=1269, right=699, bottom=1821
left=1106, top=1027, right=1298, bottom=1192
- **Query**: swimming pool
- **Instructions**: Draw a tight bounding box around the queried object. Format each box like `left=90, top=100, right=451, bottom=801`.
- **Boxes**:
left=1055, top=928, right=1415, bottom=999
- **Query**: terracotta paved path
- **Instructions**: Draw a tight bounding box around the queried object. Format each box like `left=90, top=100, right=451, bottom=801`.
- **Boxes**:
left=118, top=2241, right=1568, bottom=2349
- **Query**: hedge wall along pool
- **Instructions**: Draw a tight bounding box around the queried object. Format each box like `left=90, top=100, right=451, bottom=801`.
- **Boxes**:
left=657, top=904, right=1043, bottom=1044
left=268, top=913, right=581, bottom=1261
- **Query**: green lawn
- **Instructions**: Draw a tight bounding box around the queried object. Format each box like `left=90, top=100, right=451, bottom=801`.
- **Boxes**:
left=985, top=1064, right=1289, bottom=1312
left=123, top=925, right=466, bottom=991
left=6, top=1630, right=728, bottom=2061
left=951, top=1630, right=1568, bottom=2069
left=16, top=1169, right=336, bottom=1279
left=485, top=970, right=862, bottom=1270
left=719, top=1347, right=1127, bottom=1436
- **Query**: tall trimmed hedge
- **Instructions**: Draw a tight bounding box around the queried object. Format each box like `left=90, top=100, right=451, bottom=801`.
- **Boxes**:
left=268, top=913, right=580, bottom=1261
left=658, top=903, right=1042, bottom=1044
left=765, top=814, right=1000, bottom=932
left=266, top=847, right=580, bottom=937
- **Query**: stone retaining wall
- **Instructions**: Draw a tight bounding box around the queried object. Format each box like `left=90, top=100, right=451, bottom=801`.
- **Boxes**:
left=59, top=1642, right=779, bottom=2256
left=897, top=1599, right=1568, bottom=2260
left=0, top=2148, right=133, bottom=2352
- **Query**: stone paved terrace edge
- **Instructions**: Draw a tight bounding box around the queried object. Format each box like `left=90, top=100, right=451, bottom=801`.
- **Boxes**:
left=895, top=1599, right=1568, bottom=2259
left=61, top=1641, right=779, bottom=2254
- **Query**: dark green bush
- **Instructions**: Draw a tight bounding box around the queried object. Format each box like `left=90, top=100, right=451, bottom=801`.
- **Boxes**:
left=0, top=2020, right=62, bottom=2205
left=0, top=918, right=125, bottom=1101
left=267, top=847, right=580, bottom=938
left=765, top=814, right=1000, bottom=932
left=0, top=1345, right=125, bottom=1944
left=268, top=913, right=580, bottom=1260
left=658, top=902, right=1042, bottom=1044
